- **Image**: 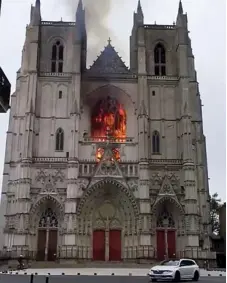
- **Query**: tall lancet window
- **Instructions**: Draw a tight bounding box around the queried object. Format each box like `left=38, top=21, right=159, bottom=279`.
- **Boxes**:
left=51, top=40, right=64, bottom=73
left=154, top=43, right=166, bottom=76
left=152, top=130, right=160, bottom=154
left=55, top=128, right=64, bottom=151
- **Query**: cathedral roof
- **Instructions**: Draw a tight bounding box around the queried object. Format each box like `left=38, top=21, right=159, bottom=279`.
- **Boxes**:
left=87, top=39, right=131, bottom=75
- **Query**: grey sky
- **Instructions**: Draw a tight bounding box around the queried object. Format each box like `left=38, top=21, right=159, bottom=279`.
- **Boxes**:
left=0, top=0, right=226, bottom=201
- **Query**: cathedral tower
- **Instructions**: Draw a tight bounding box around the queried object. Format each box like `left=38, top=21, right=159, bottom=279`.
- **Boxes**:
left=0, top=0, right=215, bottom=264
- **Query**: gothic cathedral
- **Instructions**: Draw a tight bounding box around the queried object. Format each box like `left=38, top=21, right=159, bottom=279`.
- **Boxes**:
left=0, top=0, right=215, bottom=262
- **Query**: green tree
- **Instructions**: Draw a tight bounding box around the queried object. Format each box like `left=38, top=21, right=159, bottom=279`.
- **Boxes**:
left=210, top=193, right=222, bottom=234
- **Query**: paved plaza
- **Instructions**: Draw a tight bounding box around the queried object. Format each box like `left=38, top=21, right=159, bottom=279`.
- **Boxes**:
left=0, top=274, right=226, bottom=283
left=1, top=267, right=226, bottom=277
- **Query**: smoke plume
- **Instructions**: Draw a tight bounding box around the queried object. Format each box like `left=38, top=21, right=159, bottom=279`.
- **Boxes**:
left=66, top=0, right=125, bottom=67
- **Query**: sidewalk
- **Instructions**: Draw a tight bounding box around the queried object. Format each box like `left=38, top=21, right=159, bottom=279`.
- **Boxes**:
left=1, top=268, right=226, bottom=277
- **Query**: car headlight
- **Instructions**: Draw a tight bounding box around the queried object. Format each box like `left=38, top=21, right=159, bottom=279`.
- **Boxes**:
left=163, top=270, right=174, bottom=273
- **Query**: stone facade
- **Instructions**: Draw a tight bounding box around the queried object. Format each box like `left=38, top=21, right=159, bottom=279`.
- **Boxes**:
left=0, top=0, right=215, bottom=261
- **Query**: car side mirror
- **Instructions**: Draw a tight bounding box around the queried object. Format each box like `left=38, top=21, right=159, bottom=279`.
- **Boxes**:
left=180, top=263, right=185, bottom=267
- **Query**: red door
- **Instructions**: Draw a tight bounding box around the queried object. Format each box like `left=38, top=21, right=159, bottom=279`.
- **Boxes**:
left=167, top=230, right=176, bottom=258
left=37, top=230, right=46, bottom=261
left=109, top=230, right=121, bottom=261
left=93, top=230, right=105, bottom=261
left=48, top=230, right=58, bottom=261
left=156, top=230, right=165, bottom=261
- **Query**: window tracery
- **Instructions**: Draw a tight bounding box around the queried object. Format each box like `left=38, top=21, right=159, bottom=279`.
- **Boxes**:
left=91, top=97, right=126, bottom=161
left=51, top=40, right=64, bottom=73
left=157, top=209, right=175, bottom=228
left=55, top=128, right=64, bottom=151
left=152, top=130, right=160, bottom=154
left=91, top=96, right=126, bottom=140
left=39, top=208, right=58, bottom=228
left=154, top=43, right=166, bottom=76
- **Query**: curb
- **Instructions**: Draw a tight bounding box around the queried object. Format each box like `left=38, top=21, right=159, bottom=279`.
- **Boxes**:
left=0, top=271, right=226, bottom=277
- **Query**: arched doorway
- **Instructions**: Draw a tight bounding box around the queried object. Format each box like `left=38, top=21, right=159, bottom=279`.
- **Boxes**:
left=30, top=196, right=63, bottom=262
left=154, top=199, right=184, bottom=261
left=92, top=201, right=122, bottom=261
left=156, top=208, right=176, bottom=260
left=37, top=208, right=58, bottom=261
left=77, top=180, right=139, bottom=261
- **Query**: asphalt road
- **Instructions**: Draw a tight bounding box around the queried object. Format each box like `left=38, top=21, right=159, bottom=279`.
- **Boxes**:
left=0, top=275, right=225, bottom=283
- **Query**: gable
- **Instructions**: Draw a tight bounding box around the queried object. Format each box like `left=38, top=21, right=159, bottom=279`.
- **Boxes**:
left=92, top=147, right=125, bottom=178
left=87, top=40, right=131, bottom=75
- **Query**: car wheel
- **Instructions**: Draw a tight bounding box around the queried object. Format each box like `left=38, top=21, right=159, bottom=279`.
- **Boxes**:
left=173, top=271, right=181, bottom=282
left=151, top=279, right=157, bottom=282
left=192, top=271, right=199, bottom=281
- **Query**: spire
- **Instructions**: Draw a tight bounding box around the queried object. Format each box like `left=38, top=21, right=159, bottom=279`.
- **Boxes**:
left=76, top=0, right=83, bottom=17
left=178, top=0, right=183, bottom=15
left=30, top=0, right=41, bottom=25
left=76, top=0, right=85, bottom=31
left=136, top=0, right=144, bottom=24
left=137, top=0, right=142, bottom=13
left=77, top=0, right=83, bottom=12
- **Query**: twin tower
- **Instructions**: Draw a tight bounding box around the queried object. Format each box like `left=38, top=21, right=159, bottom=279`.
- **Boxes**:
left=0, top=0, right=215, bottom=264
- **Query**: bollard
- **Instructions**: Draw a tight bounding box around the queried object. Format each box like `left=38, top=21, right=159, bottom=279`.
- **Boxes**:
left=30, top=274, right=34, bottom=283
left=45, top=276, right=49, bottom=283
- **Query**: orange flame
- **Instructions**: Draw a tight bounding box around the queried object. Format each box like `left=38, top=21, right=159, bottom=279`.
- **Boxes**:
left=91, top=98, right=126, bottom=161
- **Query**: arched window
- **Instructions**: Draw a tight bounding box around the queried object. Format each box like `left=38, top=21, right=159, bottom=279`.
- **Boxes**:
left=91, top=96, right=126, bottom=161
left=154, top=43, right=166, bottom=76
left=51, top=40, right=64, bottom=73
left=152, top=131, right=160, bottom=154
left=91, top=96, right=126, bottom=141
left=55, top=128, right=64, bottom=151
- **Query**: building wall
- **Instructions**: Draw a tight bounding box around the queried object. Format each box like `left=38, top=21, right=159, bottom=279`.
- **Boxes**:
left=0, top=1, right=215, bottom=260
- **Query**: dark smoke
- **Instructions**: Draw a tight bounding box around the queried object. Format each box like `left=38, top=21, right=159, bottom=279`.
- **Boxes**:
left=66, top=0, right=125, bottom=67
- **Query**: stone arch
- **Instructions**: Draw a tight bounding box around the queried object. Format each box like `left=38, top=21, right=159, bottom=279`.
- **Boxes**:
left=84, top=84, right=135, bottom=111
left=29, top=195, right=64, bottom=257
left=151, top=196, right=184, bottom=215
left=151, top=196, right=186, bottom=236
left=151, top=39, right=169, bottom=51
left=76, top=179, right=141, bottom=260
left=77, top=179, right=139, bottom=218
left=81, top=85, right=137, bottom=141
left=47, top=35, right=66, bottom=45
left=30, top=195, right=64, bottom=220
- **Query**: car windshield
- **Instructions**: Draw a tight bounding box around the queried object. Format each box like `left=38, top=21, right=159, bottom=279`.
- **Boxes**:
left=160, top=260, right=180, bottom=266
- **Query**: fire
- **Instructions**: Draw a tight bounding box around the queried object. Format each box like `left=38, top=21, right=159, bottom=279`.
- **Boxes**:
left=96, top=148, right=120, bottom=162
left=91, top=97, right=126, bottom=161
left=91, top=97, right=126, bottom=141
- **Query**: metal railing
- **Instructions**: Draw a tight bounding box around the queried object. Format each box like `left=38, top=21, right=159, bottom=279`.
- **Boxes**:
left=0, top=246, right=216, bottom=263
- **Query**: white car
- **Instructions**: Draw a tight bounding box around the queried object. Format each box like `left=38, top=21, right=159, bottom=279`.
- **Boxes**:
left=148, top=258, right=200, bottom=282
